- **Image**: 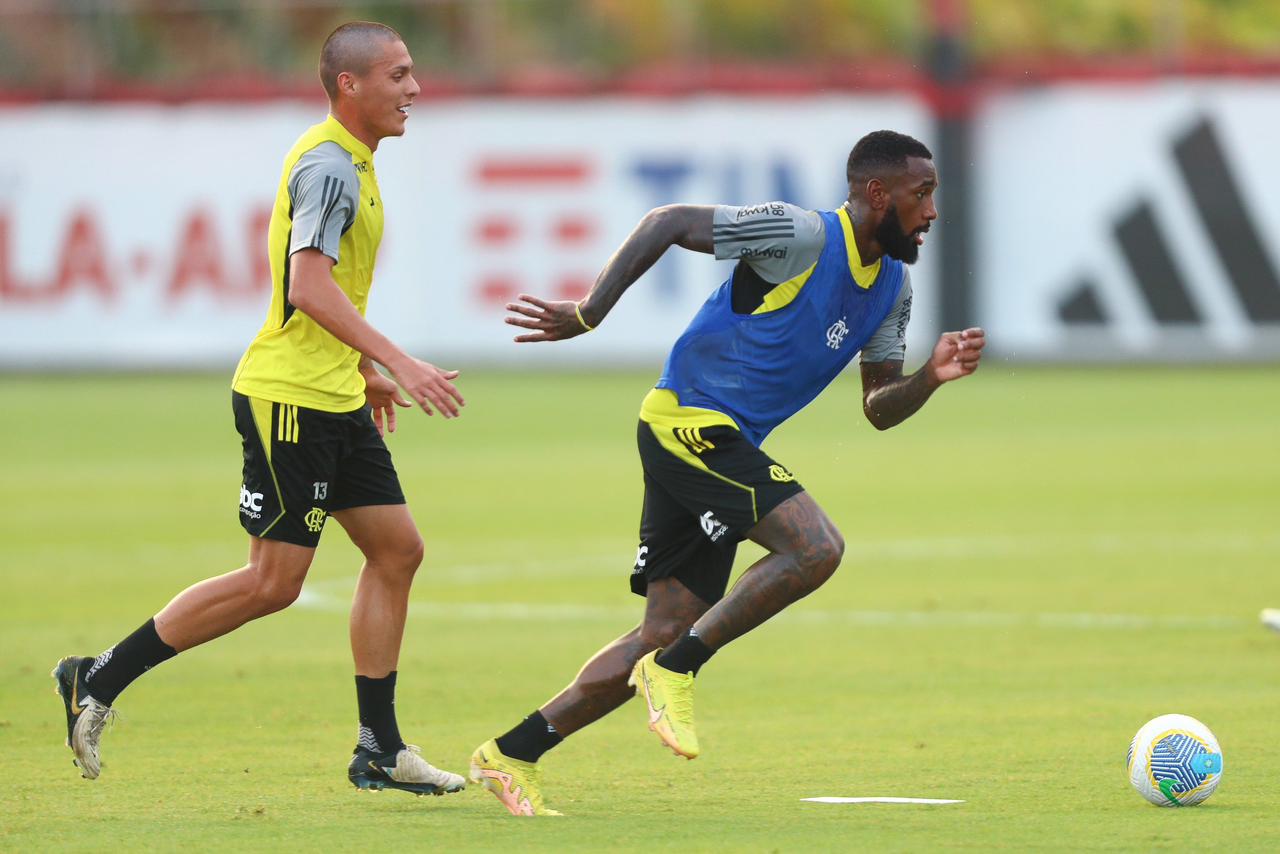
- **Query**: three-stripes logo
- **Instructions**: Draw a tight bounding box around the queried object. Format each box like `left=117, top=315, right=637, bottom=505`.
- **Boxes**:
left=714, top=206, right=795, bottom=258
left=276, top=404, right=300, bottom=444
left=1058, top=117, right=1280, bottom=330
left=675, top=426, right=715, bottom=454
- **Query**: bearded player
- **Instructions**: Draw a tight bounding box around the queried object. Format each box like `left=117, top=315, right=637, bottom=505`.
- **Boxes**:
left=471, top=131, right=986, bottom=815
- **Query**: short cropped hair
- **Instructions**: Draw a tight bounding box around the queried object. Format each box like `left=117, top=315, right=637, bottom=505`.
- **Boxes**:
left=846, top=131, right=933, bottom=186
left=319, top=21, right=403, bottom=101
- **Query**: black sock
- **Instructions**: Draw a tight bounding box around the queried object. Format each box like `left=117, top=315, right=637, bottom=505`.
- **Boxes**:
left=82, top=618, right=177, bottom=706
left=656, top=628, right=714, bottom=676
left=495, top=710, right=563, bottom=763
left=355, top=672, right=406, bottom=755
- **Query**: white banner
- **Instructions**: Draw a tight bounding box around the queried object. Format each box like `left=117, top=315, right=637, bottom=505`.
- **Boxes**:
left=0, top=98, right=936, bottom=369
left=977, top=82, right=1280, bottom=360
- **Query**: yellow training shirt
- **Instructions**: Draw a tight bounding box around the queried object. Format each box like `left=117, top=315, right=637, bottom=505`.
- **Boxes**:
left=232, top=115, right=384, bottom=412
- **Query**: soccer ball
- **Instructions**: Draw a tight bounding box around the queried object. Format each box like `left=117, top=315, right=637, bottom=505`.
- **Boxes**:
left=1127, top=714, right=1223, bottom=806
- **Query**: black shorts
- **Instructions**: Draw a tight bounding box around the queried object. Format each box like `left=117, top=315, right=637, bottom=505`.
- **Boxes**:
left=232, top=391, right=405, bottom=548
left=632, top=419, right=805, bottom=605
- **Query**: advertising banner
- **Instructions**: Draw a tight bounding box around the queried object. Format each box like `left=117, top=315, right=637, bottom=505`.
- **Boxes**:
left=976, top=82, right=1280, bottom=360
left=0, top=98, right=936, bottom=369
left=8, top=85, right=1277, bottom=368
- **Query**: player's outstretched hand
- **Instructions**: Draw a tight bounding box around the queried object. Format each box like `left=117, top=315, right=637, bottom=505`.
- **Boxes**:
left=362, top=367, right=412, bottom=436
left=505, top=293, right=592, bottom=342
left=926, top=327, right=986, bottom=385
left=388, top=356, right=465, bottom=419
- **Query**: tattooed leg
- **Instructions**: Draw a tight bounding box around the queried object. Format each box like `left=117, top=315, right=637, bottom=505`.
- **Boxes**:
left=541, top=577, right=711, bottom=737
left=690, top=492, right=844, bottom=650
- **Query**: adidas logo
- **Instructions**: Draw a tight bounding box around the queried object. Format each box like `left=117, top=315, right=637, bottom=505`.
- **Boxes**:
left=1058, top=116, right=1280, bottom=333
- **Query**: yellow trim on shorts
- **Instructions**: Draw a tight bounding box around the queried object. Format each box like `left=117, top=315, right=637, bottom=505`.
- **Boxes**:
left=646, top=422, right=759, bottom=524
left=640, top=389, right=757, bottom=518
left=675, top=426, right=715, bottom=453
left=276, top=404, right=300, bottom=443
left=639, top=388, right=739, bottom=431
left=279, top=407, right=298, bottom=445
left=248, top=396, right=287, bottom=536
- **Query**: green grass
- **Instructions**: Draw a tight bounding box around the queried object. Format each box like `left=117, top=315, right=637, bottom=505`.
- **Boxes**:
left=2, top=366, right=1278, bottom=851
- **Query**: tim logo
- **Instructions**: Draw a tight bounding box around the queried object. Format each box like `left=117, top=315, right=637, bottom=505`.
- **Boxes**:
left=826, top=317, right=849, bottom=350
left=239, top=485, right=263, bottom=520
left=700, top=511, right=729, bottom=542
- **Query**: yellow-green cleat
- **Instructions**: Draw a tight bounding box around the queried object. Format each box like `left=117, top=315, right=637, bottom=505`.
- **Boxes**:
left=469, top=738, right=562, bottom=816
left=628, top=650, right=700, bottom=759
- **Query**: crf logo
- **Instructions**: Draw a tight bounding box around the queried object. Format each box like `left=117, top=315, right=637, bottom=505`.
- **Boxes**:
left=239, top=486, right=263, bottom=512
left=769, top=464, right=795, bottom=483
left=634, top=544, right=649, bottom=569
left=826, top=317, right=849, bottom=350
left=700, top=511, right=728, bottom=542
left=304, top=507, right=328, bottom=533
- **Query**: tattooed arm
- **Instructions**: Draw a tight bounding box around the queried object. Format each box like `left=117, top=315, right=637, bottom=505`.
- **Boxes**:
left=860, top=327, right=987, bottom=430
left=504, top=204, right=716, bottom=343
left=504, top=205, right=714, bottom=342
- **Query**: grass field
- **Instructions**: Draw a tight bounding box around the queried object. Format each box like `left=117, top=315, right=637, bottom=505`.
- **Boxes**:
left=2, top=366, right=1278, bottom=851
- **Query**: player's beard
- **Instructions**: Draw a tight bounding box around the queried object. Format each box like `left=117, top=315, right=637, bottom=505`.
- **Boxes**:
left=877, top=204, right=924, bottom=264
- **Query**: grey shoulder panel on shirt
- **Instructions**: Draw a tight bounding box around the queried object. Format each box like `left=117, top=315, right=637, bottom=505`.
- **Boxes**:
left=713, top=201, right=825, bottom=284
left=287, top=142, right=360, bottom=262
left=860, top=270, right=914, bottom=364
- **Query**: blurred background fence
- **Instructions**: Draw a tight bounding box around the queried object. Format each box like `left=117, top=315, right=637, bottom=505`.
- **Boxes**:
left=2, top=0, right=1279, bottom=367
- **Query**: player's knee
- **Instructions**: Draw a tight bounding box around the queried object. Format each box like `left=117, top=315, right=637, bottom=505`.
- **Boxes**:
left=807, top=525, right=845, bottom=585
left=244, top=549, right=311, bottom=615
left=640, top=618, right=689, bottom=650
left=365, top=532, right=424, bottom=578
left=250, top=574, right=305, bottom=615
left=397, top=534, right=425, bottom=573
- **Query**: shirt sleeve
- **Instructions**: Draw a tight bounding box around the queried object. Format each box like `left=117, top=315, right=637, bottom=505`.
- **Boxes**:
left=713, top=201, right=826, bottom=284
left=860, top=271, right=913, bottom=363
left=287, top=142, right=359, bottom=263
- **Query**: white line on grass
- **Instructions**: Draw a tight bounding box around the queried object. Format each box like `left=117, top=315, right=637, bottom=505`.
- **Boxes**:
left=290, top=529, right=1280, bottom=587
left=294, top=586, right=1246, bottom=630
left=802, top=797, right=964, bottom=805
left=294, top=530, right=1270, bottom=629
left=21, top=529, right=1271, bottom=572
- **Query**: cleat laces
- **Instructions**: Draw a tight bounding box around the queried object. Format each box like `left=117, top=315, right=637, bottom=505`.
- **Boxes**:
left=668, top=675, right=696, bottom=728
left=391, top=744, right=463, bottom=788
left=84, top=702, right=118, bottom=744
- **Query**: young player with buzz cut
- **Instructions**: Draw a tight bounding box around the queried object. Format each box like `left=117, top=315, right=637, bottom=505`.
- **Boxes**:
left=53, top=21, right=469, bottom=796
left=471, top=131, right=986, bottom=815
